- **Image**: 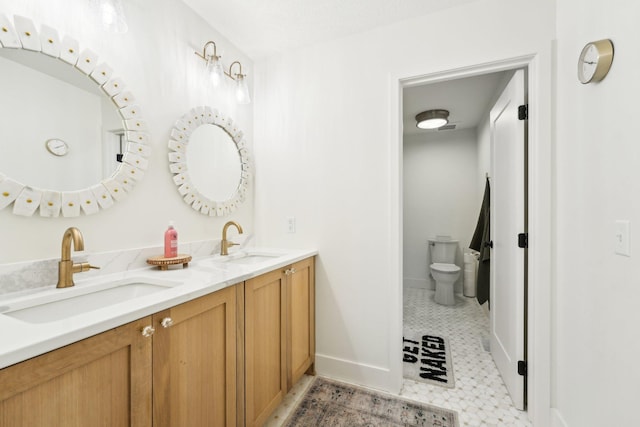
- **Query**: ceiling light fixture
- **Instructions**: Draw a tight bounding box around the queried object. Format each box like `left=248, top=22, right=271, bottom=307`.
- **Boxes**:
left=415, top=109, right=450, bottom=130
left=195, top=41, right=251, bottom=104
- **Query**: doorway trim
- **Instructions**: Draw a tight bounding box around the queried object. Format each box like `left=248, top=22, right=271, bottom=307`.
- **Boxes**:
left=389, top=53, right=551, bottom=425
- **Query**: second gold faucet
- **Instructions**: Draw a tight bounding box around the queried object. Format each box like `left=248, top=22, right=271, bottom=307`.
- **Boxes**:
left=220, top=221, right=243, bottom=256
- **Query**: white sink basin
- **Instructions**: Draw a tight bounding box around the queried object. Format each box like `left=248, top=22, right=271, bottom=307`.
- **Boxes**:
left=197, top=250, right=285, bottom=269
left=0, top=278, right=180, bottom=324
left=203, top=251, right=284, bottom=264
left=223, top=254, right=283, bottom=264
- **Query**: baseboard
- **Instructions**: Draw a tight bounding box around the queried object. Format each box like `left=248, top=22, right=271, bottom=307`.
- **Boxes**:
left=315, top=353, right=396, bottom=393
left=550, top=408, right=569, bottom=427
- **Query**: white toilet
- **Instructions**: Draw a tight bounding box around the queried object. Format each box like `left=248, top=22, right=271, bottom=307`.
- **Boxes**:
left=428, top=237, right=461, bottom=306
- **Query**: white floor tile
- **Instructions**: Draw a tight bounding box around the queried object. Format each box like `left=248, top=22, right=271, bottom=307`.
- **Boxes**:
left=399, top=288, right=532, bottom=427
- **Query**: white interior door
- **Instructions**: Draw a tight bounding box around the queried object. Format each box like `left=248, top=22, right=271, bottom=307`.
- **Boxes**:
left=489, top=69, right=526, bottom=410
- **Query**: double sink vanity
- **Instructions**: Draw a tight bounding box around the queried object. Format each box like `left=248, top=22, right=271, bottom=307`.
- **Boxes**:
left=0, top=227, right=316, bottom=427
left=0, top=14, right=313, bottom=427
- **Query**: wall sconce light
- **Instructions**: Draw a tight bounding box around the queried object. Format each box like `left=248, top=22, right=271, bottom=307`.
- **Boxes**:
left=90, top=0, right=128, bottom=33
left=195, top=41, right=225, bottom=88
left=228, top=61, right=250, bottom=105
left=416, top=109, right=449, bottom=129
left=195, top=41, right=251, bottom=104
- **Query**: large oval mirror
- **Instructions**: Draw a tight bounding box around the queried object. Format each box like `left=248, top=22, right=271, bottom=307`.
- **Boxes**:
left=168, top=106, right=250, bottom=216
left=0, top=15, right=150, bottom=217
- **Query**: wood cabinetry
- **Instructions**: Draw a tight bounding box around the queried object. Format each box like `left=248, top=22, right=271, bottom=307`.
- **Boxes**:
left=0, top=256, right=315, bottom=427
left=286, top=257, right=315, bottom=389
left=244, top=268, right=287, bottom=427
left=0, top=286, right=238, bottom=427
left=0, top=317, right=152, bottom=427
left=152, top=285, right=237, bottom=427
left=243, top=256, right=316, bottom=427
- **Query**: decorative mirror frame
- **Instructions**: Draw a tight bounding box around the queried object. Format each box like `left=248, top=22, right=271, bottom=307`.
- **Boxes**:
left=0, top=14, right=150, bottom=217
left=168, top=106, right=251, bottom=216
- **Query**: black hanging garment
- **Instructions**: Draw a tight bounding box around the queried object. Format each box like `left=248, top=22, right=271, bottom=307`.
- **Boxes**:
left=469, top=178, right=490, bottom=306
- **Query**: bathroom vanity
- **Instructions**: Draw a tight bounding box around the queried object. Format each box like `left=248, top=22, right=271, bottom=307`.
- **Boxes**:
left=0, top=250, right=316, bottom=427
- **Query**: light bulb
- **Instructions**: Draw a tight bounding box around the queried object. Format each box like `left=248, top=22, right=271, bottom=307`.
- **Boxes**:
left=92, top=0, right=128, bottom=33
left=205, top=56, right=225, bottom=88
left=235, top=74, right=251, bottom=104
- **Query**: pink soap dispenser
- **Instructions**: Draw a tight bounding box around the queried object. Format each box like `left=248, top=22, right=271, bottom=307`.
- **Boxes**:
left=164, top=221, right=178, bottom=258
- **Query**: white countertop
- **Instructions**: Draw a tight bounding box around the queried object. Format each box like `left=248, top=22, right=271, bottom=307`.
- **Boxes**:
left=0, top=247, right=317, bottom=370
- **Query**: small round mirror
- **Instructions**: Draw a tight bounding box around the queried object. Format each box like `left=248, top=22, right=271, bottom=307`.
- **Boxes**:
left=168, top=107, right=250, bottom=216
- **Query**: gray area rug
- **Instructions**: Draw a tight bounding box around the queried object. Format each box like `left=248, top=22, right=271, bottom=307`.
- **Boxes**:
left=284, top=376, right=459, bottom=427
left=403, top=332, right=455, bottom=389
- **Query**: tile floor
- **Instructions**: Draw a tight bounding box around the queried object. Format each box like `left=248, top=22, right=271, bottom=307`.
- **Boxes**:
left=264, top=288, right=532, bottom=427
left=400, top=288, right=531, bottom=426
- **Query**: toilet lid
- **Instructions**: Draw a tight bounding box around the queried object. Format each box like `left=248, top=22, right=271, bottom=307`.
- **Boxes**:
left=431, top=263, right=461, bottom=272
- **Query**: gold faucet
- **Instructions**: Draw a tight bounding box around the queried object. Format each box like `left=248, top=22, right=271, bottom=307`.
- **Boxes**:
left=57, top=227, right=99, bottom=288
left=220, top=221, right=243, bottom=256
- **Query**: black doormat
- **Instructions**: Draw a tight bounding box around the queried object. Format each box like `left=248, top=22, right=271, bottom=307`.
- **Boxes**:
left=403, top=332, right=455, bottom=389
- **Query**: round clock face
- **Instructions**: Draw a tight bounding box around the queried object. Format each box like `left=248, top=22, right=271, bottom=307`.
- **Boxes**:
left=45, top=138, right=69, bottom=156
left=578, top=44, right=598, bottom=83
left=578, top=39, right=614, bottom=84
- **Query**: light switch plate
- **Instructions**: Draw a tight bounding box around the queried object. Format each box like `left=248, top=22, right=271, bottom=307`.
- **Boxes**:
left=286, top=216, right=296, bottom=233
left=615, top=220, right=630, bottom=257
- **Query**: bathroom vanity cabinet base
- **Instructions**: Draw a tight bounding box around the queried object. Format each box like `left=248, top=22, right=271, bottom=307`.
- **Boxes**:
left=243, top=257, right=316, bottom=427
left=0, top=256, right=315, bottom=427
left=0, top=317, right=153, bottom=427
left=152, top=285, right=237, bottom=427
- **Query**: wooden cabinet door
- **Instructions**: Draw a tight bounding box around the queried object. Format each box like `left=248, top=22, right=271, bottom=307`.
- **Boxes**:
left=244, top=269, right=286, bottom=427
left=0, top=317, right=152, bottom=427
left=286, top=257, right=316, bottom=389
left=152, top=285, right=237, bottom=427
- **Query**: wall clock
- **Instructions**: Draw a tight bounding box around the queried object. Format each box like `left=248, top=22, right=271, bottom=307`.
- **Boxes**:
left=45, top=138, right=69, bottom=156
left=578, top=39, right=614, bottom=84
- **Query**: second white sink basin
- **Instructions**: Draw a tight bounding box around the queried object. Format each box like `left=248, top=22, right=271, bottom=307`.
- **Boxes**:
left=0, top=278, right=181, bottom=324
left=198, top=250, right=286, bottom=268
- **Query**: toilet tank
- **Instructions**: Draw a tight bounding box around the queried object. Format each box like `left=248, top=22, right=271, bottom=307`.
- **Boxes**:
left=428, top=238, right=459, bottom=264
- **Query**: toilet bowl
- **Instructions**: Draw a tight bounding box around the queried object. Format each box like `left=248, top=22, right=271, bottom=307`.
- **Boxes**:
left=431, top=262, right=461, bottom=306
left=428, top=237, right=461, bottom=306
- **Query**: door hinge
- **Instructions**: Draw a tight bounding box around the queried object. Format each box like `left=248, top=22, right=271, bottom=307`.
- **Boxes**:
left=518, top=104, right=528, bottom=120
left=518, top=233, right=528, bottom=248
left=518, top=360, right=527, bottom=376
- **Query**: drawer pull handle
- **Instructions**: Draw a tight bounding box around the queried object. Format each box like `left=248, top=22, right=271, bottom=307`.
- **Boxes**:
left=141, top=325, right=155, bottom=337
left=160, top=317, right=174, bottom=328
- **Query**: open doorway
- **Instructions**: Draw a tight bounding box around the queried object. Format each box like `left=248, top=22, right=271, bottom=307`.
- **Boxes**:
left=399, top=65, right=530, bottom=422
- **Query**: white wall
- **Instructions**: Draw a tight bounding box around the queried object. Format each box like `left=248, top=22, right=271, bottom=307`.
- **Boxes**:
left=254, top=0, right=555, bottom=394
left=0, top=0, right=254, bottom=264
left=554, top=0, right=640, bottom=425
left=403, top=129, right=478, bottom=293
